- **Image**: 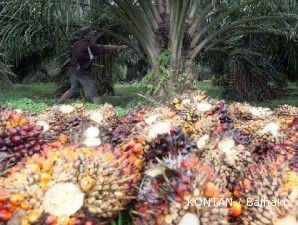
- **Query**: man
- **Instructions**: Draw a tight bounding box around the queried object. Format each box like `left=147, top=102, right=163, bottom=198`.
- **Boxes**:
left=58, top=29, right=127, bottom=105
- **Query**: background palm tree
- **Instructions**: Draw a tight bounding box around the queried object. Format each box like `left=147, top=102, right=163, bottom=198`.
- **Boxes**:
left=104, top=0, right=297, bottom=98
left=0, top=0, right=82, bottom=85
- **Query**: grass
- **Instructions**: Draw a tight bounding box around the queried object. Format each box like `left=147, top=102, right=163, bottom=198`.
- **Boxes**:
left=0, top=82, right=297, bottom=116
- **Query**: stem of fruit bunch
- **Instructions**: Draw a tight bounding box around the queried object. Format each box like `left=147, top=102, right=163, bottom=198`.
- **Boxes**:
left=137, top=93, right=159, bottom=104
left=132, top=209, right=159, bottom=216
left=112, top=176, right=135, bottom=184
left=131, top=210, right=145, bottom=216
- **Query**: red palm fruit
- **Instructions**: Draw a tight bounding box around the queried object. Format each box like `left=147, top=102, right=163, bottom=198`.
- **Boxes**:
left=0, top=210, right=13, bottom=222
left=11, top=135, right=22, bottom=144
left=84, top=221, right=94, bottom=225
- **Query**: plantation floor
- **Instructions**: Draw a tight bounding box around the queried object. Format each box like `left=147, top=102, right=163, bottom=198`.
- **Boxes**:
left=0, top=82, right=297, bottom=116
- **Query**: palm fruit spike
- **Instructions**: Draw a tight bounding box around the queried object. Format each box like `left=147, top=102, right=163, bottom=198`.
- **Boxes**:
left=191, top=115, right=219, bottom=140
left=0, top=145, right=138, bottom=224
left=198, top=136, right=253, bottom=192
left=145, top=126, right=197, bottom=163
left=234, top=158, right=298, bottom=225
left=89, top=103, right=117, bottom=126
left=133, top=154, right=229, bottom=225
left=251, top=122, right=289, bottom=162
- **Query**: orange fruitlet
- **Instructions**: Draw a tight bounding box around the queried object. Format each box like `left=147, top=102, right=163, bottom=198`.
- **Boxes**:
left=204, top=182, right=217, bottom=198
left=230, top=201, right=242, bottom=217
left=58, top=134, right=69, bottom=144
left=243, top=179, right=251, bottom=190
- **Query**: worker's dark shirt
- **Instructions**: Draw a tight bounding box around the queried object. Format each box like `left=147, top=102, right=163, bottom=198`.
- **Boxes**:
left=70, top=39, right=105, bottom=70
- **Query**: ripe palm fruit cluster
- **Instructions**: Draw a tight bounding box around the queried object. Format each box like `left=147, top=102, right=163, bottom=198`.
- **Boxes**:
left=0, top=145, right=138, bottom=224
left=0, top=199, right=15, bottom=223
left=233, top=158, right=298, bottom=225
left=0, top=111, right=44, bottom=174
left=275, top=105, right=298, bottom=117
left=35, top=104, right=92, bottom=143
left=170, top=92, right=219, bottom=139
left=196, top=135, right=252, bottom=192
left=0, top=110, right=28, bottom=129
left=109, top=109, right=146, bottom=145
left=113, top=136, right=146, bottom=195
left=89, top=103, right=117, bottom=127
left=145, top=126, right=196, bottom=163
left=134, top=154, right=229, bottom=225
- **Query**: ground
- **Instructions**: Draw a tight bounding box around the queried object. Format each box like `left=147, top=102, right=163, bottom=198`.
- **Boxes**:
left=0, top=82, right=297, bottom=117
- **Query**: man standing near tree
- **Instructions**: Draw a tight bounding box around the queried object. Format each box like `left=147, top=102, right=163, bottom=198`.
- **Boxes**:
left=58, top=28, right=127, bottom=105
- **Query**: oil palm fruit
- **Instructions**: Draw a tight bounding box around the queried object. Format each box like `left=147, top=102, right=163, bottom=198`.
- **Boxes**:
left=89, top=103, right=117, bottom=127
left=114, top=136, right=146, bottom=194
left=0, top=112, right=44, bottom=175
left=229, top=103, right=273, bottom=120
left=134, top=154, right=229, bottom=225
left=252, top=122, right=286, bottom=145
left=198, top=136, right=253, bottom=192
left=145, top=126, right=196, bottom=163
left=0, top=110, right=28, bottom=129
left=0, top=145, right=139, bottom=224
left=109, top=109, right=146, bottom=145
left=275, top=105, right=298, bottom=117
left=234, top=158, right=298, bottom=225
left=35, top=105, right=93, bottom=144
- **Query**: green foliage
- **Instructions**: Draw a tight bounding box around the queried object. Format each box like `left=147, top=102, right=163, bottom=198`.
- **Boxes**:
left=110, top=211, right=132, bottom=225
left=0, top=53, right=15, bottom=86
left=0, top=0, right=83, bottom=82
left=140, top=51, right=172, bottom=95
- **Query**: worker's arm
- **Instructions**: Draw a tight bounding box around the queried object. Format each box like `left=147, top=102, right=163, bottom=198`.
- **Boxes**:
left=103, top=45, right=128, bottom=51
left=90, top=44, right=128, bottom=55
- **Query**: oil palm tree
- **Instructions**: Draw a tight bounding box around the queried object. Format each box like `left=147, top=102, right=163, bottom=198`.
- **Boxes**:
left=104, top=0, right=297, bottom=97
left=0, top=0, right=83, bottom=85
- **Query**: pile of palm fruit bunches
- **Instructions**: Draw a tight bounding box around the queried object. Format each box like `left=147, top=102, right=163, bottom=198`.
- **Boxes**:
left=0, top=91, right=297, bottom=225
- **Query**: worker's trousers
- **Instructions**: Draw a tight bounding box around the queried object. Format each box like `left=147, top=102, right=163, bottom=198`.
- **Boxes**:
left=67, top=66, right=99, bottom=98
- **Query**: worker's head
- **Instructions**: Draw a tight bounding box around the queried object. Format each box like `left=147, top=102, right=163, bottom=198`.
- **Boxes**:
left=82, top=27, right=97, bottom=43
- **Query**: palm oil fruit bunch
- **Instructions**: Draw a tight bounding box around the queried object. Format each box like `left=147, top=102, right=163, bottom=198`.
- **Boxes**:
left=170, top=91, right=217, bottom=137
left=249, top=120, right=292, bottom=163
left=134, top=154, right=229, bottom=225
left=145, top=126, right=196, bottom=163
left=110, top=109, right=146, bottom=146
left=0, top=110, right=28, bottom=129
left=233, top=158, right=298, bottom=225
left=275, top=105, right=298, bottom=118
left=0, top=117, right=44, bottom=175
left=0, top=145, right=137, bottom=224
left=36, top=104, right=92, bottom=143
left=114, top=136, right=146, bottom=194
left=89, top=103, right=117, bottom=128
left=229, top=103, right=273, bottom=121
left=197, top=135, right=253, bottom=192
